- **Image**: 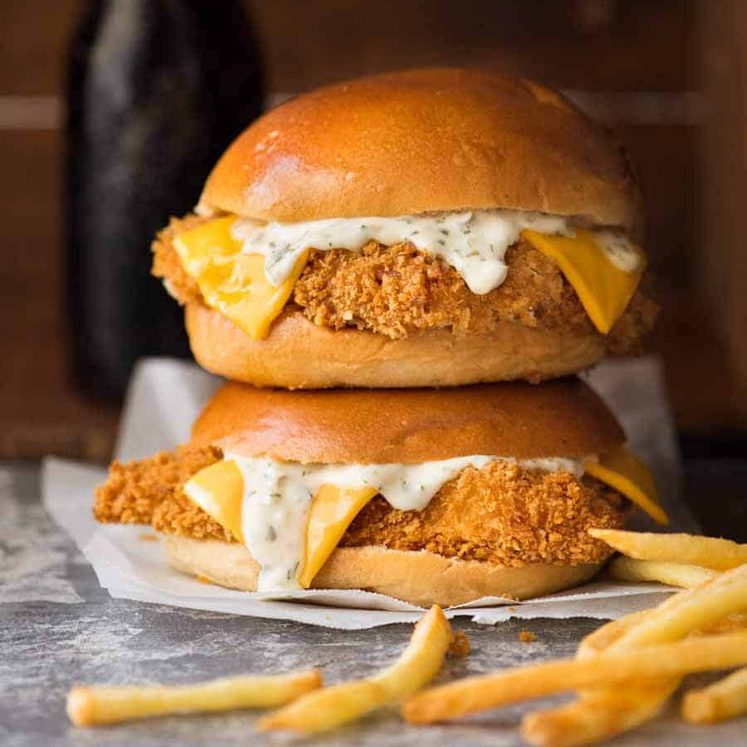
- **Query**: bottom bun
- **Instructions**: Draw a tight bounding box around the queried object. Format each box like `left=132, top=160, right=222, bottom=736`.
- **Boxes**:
left=164, top=535, right=602, bottom=608
left=186, top=303, right=605, bottom=388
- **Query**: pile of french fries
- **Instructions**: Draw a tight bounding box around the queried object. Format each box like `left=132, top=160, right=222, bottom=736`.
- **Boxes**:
left=405, top=529, right=747, bottom=745
left=67, top=530, right=747, bottom=745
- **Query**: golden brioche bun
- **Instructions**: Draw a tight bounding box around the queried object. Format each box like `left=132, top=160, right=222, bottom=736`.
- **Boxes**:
left=191, top=376, right=623, bottom=464
left=165, top=536, right=602, bottom=607
left=185, top=304, right=607, bottom=389
left=199, top=67, right=640, bottom=229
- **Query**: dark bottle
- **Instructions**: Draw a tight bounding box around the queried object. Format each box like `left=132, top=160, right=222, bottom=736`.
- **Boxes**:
left=65, top=0, right=264, bottom=399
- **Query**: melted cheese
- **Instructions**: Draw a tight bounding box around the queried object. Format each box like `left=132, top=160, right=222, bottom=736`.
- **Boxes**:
left=173, top=216, right=308, bottom=340
left=299, top=485, right=378, bottom=588
left=521, top=228, right=645, bottom=334
left=183, top=462, right=380, bottom=590
left=586, top=446, right=668, bottom=525
left=181, top=450, right=667, bottom=592
left=183, top=459, right=244, bottom=542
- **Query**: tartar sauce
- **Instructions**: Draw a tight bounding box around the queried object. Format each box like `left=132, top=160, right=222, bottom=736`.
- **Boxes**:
left=231, top=209, right=640, bottom=295
left=233, top=209, right=570, bottom=295
left=230, top=453, right=586, bottom=591
left=591, top=229, right=641, bottom=272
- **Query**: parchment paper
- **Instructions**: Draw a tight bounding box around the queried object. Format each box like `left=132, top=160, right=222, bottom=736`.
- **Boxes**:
left=43, top=356, right=697, bottom=629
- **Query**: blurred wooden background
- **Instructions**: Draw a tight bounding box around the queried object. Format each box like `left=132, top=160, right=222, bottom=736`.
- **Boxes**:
left=1, top=0, right=745, bottom=461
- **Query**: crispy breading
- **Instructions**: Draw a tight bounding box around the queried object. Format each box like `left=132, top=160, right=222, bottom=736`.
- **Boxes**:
left=340, top=462, right=626, bottom=566
left=296, top=241, right=586, bottom=337
left=93, top=445, right=231, bottom=542
left=151, top=215, right=656, bottom=351
left=605, top=276, right=658, bottom=355
left=151, top=215, right=204, bottom=304
left=94, top=449, right=625, bottom=566
left=297, top=242, right=657, bottom=350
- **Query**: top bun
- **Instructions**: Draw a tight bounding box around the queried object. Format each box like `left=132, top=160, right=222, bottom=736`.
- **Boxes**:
left=200, top=67, right=640, bottom=229
left=191, top=379, right=624, bottom=464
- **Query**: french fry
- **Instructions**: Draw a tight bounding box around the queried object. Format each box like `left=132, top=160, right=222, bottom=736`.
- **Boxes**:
left=590, top=528, right=747, bottom=570
left=403, top=631, right=747, bottom=723
left=682, top=666, right=747, bottom=724
left=257, top=605, right=452, bottom=733
left=576, top=609, right=651, bottom=658
left=579, top=609, right=746, bottom=660
left=609, top=556, right=718, bottom=588
left=520, top=565, right=747, bottom=746
left=521, top=681, right=679, bottom=747
left=703, top=613, right=747, bottom=634
left=609, top=564, right=747, bottom=648
left=66, top=669, right=321, bottom=727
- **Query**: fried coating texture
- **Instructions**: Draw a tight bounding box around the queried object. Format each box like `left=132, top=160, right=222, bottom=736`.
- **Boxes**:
left=340, top=462, right=626, bottom=566
left=94, top=449, right=625, bottom=566
left=295, top=241, right=654, bottom=350
left=151, top=215, right=656, bottom=351
left=93, top=445, right=231, bottom=542
left=151, top=215, right=205, bottom=305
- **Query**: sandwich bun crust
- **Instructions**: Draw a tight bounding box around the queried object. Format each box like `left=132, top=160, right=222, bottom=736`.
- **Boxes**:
left=199, top=67, right=640, bottom=229
left=164, top=535, right=602, bottom=608
left=191, top=375, right=623, bottom=465
left=186, top=303, right=608, bottom=390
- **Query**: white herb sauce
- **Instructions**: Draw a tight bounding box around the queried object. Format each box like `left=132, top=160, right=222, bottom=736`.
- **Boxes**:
left=230, top=453, right=586, bottom=591
left=233, top=209, right=565, bottom=295
left=231, top=209, right=639, bottom=295
left=591, top=229, right=641, bottom=272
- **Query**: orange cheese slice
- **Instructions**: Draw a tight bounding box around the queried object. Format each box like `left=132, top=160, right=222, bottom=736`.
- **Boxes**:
left=587, top=446, right=669, bottom=525
left=173, top=216, right=308, bottom=340
left=299, top=484, right=378, bottom=587
left=182, top=460, right=378, bottom=587
left=183, top=459, right=245, bottom=543
left=521, top=228, right=645, bottom=334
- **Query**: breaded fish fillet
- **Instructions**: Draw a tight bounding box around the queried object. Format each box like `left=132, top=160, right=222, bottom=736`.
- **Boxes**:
left=152, top=214, right=656, bottom=351
left=94, top=446, right=625, bottom=567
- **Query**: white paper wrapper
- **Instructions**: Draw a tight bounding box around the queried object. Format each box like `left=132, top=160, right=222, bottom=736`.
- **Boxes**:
left=43, top=356, right=697, bottom=629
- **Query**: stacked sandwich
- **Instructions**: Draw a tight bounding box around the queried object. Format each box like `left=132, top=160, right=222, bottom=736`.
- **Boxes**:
left=95, top=68, right=667, bottom=607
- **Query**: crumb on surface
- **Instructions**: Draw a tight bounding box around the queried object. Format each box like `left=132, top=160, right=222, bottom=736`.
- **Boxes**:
left=138, top=532, right=159, bottom=542
left=518, top=630, right=537, bottom=643
left=449, top=630, right=471, bottom=657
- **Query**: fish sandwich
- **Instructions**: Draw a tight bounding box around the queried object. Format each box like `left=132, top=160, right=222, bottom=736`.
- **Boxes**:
left=153, top=67, right=656, bottom=389
left=94, top=378, right=666, bottom=607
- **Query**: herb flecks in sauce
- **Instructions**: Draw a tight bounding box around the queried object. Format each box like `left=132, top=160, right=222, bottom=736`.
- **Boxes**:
left=230, top=453, right=586, bottom=592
